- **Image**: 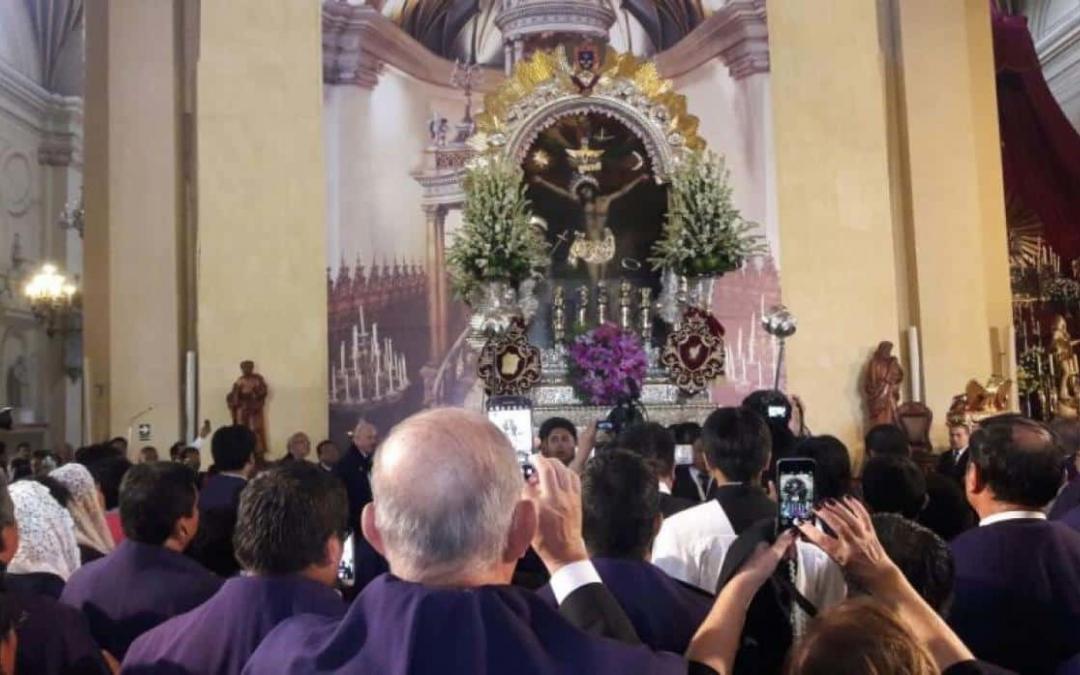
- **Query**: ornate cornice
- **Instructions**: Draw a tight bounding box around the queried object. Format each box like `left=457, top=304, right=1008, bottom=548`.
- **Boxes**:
left=0, top=60, right=83, bottom=167
left=322, top=2, right=503, bottom=91
left=655, top=0, right=769, bottom=81
left=495, top=0, right=616, bottom=43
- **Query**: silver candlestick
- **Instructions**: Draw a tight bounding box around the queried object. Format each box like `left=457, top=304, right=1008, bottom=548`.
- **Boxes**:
left=639, top=287, right=653, bottom=345
left=596, top=281, right=609, bottom=325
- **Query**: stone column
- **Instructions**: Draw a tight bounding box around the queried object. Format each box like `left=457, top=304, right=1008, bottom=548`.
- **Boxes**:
left=83, top=0, right=183, bottom=448
left=424, top=204, right=449, bottom=360
left=890, top=0, right=1012, bottom=427
left=38, top=100, right=83, bottom=448
left=196, top=1, right=328, bottom=457
left=768, top=0, right=903, bottom=454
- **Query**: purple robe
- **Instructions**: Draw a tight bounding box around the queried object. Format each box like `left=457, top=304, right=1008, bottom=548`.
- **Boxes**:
left=950, top=518, right=1080, bottom=674
left=121, top=574, right=345, bottom=675
left=8, top=586, right=109, bottom=675
left=60, top=539, right=223, bottom=660
left=538, top=557, right=712, bottom=654
left=242, top=574, right=687, bottom=675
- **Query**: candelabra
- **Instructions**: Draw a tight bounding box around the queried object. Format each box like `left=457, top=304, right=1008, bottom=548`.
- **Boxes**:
left=24, top=263, right=80, bottom=337
left=330, top=305, right=410, bottom=407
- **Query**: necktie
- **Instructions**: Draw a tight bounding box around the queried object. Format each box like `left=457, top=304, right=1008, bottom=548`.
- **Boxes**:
left=696, top=471, right=709, bottom=499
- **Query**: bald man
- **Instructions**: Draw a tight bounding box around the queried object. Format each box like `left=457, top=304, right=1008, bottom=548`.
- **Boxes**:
left=332, top=418, right=386, bottom=590
left=245, top=408, right=695, bottom=675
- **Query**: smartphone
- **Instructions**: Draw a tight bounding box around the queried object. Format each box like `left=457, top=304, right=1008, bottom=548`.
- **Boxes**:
left=338, top=532, right=356, bottom=587
left=776, top=458, right=816, bottom=531
left=767, top=405, right=788, bottom=419
left=486, top=395, right=534, bottom=467
left=674, top=444, right=694, bottom=466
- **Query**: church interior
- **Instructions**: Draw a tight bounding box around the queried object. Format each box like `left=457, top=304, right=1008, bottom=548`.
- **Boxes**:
left=1, top=0, right=1077, bottom=460
left=0, top=1, right=1078, bottom=674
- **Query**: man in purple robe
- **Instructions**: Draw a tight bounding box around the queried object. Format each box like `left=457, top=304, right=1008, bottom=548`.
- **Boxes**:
left=61, top=462, right=222, bottom=661
left=122, top=461, right=347, bottom=674
left=244, top=409, right=728, bottom=675
left=0, top=481, right=109, bottom=674
left=538, top=449, right=712, bottom=653
left=949, top=415, right=1080, bottom=675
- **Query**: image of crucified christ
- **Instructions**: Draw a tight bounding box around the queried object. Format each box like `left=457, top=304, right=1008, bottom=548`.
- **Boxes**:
left=531, top=172, right=649, bottom=284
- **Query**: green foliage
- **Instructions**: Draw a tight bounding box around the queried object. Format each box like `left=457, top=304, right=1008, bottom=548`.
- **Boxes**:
left=650, top=150, right=764, bottom=276
left=448, top=158, right=548, bottom=301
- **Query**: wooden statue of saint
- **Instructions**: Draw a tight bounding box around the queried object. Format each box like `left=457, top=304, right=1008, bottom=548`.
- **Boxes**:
left=864, top=341, right=904, bottom=427
left=227, top=360, right=269, bottom=458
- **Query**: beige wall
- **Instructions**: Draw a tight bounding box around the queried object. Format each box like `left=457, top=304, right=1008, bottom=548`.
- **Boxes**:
left=768, top=0, right=1012, bottom=455
left=197, top=1, right=328, bottom=457
left=768, top=0, right=903, bottom=457
left=83, top=0, right=182, bottom=448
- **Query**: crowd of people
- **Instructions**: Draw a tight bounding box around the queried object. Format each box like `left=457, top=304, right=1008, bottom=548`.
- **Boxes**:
left=0, top=391, right=1077, bottom=674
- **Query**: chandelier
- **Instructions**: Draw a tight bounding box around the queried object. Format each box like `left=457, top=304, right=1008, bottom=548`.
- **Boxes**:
left=24, top=263, right=80, bottom=337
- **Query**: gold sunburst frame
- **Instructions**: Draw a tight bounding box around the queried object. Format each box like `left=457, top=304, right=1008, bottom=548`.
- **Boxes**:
left=472, top=49, right=704, bottom=181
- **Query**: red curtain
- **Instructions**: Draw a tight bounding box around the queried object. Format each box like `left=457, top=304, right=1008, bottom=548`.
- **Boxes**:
left=993, top=8, right=1080, bottom=259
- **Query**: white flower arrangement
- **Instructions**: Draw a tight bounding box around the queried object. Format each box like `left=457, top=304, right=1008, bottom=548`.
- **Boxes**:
left=448, top=158, right=548, bottom=301
left=650, top=150, right=764, bottom=276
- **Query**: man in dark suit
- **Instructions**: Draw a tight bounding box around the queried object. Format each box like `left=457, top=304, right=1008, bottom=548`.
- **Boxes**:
left=539, top=449, right=712, bottom=653
left=616, top=422, right=696, bottom=518
left=949, top=415, right=1080, bottom=674
left=187, top=425, right=255, bottom=576
left=936, top=421, right=971, bottom=485
left=670, top=423, right=709, bottom=503
left=331, top=418, right=386, bottom=590
left=866, top=424, right=975, bottom=540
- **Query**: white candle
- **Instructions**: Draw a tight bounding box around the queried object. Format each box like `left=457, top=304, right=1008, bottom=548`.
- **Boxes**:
left=907, top=326, right=922, bottom=402
left=736, top=327, right=744, bottom=367
left=331, top=371, right=337, bottom=402
left=344, top=369, right=351, bottom=402
left=340, top=341, right=346, bottom=373
left=373, top=323, right=379, bottom=346
left=184, top=351, right=196, bottom=442
left=1007, top=324, right=1018, bottom=411
left=353, top=325, right=359, bottom=357
left=357, top=371, right=364, bottom=402
left=748, top=319, right=756, bottom=364
left=82, top=356, right=92, bottom=444
left=359, top=305, right=366, bottom=335
left=375, top=369, right=382, bottom=398
left=402, top=353, right=408, bottom=381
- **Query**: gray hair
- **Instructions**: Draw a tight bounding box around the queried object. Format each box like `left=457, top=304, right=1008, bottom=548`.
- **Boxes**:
left=372, top=408, right=523, bottom=581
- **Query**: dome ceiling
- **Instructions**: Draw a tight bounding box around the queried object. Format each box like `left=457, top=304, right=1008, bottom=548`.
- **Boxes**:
left=364, top=0, right=728, bottom=66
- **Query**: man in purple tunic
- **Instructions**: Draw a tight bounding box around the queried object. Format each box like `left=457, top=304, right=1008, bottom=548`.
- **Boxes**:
left=949, top=415, right=1080, bottom=675
left=0, top=481, right=110, bottom=674
left=122, top=461, right=347, bottom=674
left=61, top=462, right=222, bottom=661
left=243, top=409, right=716, bottom=675
left=538, top=449, right=712, bottom=653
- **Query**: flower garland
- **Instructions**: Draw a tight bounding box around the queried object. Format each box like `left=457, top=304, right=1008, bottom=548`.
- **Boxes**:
left=448, top=158, right=548, bottom=301
left=567, top=323, right=648, bottom=406
left=650, top=149, right=764, bottom=276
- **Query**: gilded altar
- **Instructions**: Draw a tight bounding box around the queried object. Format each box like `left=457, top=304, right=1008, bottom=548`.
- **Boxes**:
left=468, top=46, right=725, bottom=426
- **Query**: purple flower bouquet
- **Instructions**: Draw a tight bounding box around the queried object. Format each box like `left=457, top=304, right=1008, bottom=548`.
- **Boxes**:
left=567, top=323, right=648, bottom=406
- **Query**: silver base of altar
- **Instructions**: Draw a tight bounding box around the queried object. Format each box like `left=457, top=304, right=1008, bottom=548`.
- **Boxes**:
left=530, top=347, right=720, bottom=427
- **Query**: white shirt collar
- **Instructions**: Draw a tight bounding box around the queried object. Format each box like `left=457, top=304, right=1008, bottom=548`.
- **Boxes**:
left=979, top=510, right=1047, bottom=527
left=658, top=481, right=671, bottom=495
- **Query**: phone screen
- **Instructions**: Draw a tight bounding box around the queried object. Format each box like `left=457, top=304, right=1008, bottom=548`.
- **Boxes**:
left=486, top=396, right=534, bottom=465
left=674, top=444, right=694, bottom=466
left=767, top=405, right=787, bottom=419
left=776, top=459, right=816, bottom=530
left=338, top=533, right=355, bottom=587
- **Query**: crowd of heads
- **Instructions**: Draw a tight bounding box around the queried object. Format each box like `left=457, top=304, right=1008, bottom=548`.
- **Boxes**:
left=0, top=389, right=1074, bottom=674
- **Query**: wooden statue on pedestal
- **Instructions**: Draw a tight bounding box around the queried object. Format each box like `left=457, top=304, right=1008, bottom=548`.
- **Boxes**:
left=864, top=341, right=904, bottom=427
left=227, top=360, right=269, bottom=459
